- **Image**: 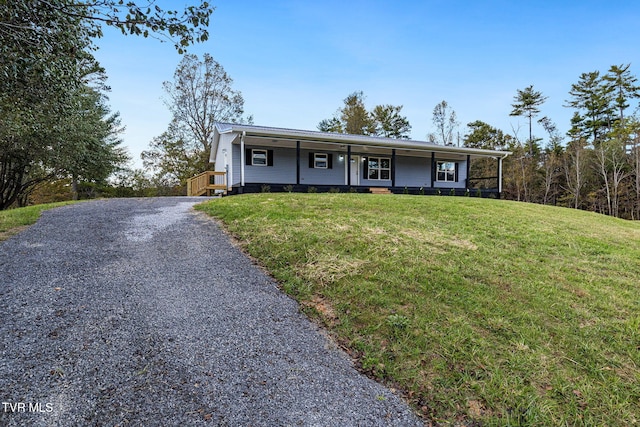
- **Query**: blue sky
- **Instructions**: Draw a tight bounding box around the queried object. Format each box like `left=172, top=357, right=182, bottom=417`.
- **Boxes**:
left=93, top=1, right=640, bottom=167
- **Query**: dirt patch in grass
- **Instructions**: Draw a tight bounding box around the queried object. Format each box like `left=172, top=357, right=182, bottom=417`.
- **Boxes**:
left=303, top=296, right=339, bottom=327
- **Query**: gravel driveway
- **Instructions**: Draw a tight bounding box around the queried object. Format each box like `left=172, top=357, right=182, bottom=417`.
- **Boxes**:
left=0, top=197, right=423, bottom=426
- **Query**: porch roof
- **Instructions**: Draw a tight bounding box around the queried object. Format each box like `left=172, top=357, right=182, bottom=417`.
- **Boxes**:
left=215, top=122, right=511, bottom=159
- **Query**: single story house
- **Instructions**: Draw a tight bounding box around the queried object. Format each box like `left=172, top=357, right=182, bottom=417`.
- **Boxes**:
left=206, top=122, right=511, bottom=196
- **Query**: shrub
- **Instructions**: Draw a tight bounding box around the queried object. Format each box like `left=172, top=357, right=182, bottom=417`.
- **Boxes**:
left=307, top=186, right=317, bottom=193
left=283, top=184, right=294, bottom=193
left=328, top=187, right=341, bottom=193
left=260, top=184, right=271, bottom=193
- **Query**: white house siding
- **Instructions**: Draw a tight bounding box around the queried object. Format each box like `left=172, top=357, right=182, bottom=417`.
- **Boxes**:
left=236, top=145, right=297, bottom=185
left=232, top=143, right=241, bottom=185
left=230, top=144, right=470, bottom=189
left=394, top=156, right=430, bottom=188
left=215, top=134, right=235, bottom=185
left=300, top=150, right=344, bottom=186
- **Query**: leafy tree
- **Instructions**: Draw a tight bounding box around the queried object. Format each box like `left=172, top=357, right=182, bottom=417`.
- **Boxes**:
left=464, top=120, right=508, bottom=149
left=428, top=100, right=459, bottom=146
left=317, top=117, right=344, bottom=133
left=57, top=87, right=129, bottom=199
left=371, top=105, right=411, bottom=139
left=563, top=67, right=640, bottom=217
left=0, top=1, right=213, bottom=209
left=1, top=2, right=92, bottom=208
left=464, top=121, right=510, bottom=190
left=1, top=1, right=213, bottom=54
left=565, top=71, right=614, bottom=146
left=141, top=122, right=203, bottom=187
left=510, top=85, right=547, bottom=155
left=149, top=53, right=249, bottom=178
left=1, top=81, right=128, bottom=207
left=604, top=64, right=640, bottom=126
left=110, top=167, right=160, bottom=197
left=566, top=111, right=590, bottom=143
left=318, top=91, right=410, bottom=138
left=339, top=91, right=376, bottom=135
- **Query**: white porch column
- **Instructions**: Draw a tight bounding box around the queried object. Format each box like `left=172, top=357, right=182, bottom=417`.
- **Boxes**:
left=498, top=156, right=503, bottom=194
left=240, top=131, right=246, bottom=187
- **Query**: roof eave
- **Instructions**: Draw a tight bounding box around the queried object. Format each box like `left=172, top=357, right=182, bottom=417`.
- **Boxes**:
left=215, top=123, right=511, bottom=158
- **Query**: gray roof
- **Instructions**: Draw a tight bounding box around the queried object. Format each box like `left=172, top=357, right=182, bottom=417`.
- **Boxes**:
left=215, top=122, right=511, bottom=158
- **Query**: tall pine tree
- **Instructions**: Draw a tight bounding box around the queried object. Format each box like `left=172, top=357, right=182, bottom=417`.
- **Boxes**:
left=510, top=85, right=547, bottom=156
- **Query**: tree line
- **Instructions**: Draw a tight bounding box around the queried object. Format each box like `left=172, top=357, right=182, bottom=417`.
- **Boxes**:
left=311, top=65, right=640, bottom=220
left=500, top=64, right=640, bottom=220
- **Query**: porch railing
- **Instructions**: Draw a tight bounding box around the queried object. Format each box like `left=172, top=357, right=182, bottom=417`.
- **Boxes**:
left=186, top=171, right=227, bottom=196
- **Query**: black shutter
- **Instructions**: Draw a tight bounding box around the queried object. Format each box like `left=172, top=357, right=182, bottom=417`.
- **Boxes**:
left=245, top=148, right=252, bottom=165
left=327, top=154, right=333, bottom=169
left=430, top=153, right=436, bottom=188
left=454, top=162, right=459, bottom=182
left=267, top=150, right=274, bottom=166
left=363, top=157, right=368, bottom=179
left=309, top=152, right=314, bottom=168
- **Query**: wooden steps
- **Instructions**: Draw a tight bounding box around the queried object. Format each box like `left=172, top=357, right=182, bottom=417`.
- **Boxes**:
left=186, top=171, right=227, bottom=196
left=369, top=187, right=392, bottom=195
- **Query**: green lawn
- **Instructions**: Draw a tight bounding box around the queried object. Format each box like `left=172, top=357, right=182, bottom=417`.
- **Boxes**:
left=196, top=193, right=640, bottom=426
left=0, top=201, right=79, bottom=241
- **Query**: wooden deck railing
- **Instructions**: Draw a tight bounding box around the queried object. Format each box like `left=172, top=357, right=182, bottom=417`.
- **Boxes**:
left=186, top=171, right=227, bottom=196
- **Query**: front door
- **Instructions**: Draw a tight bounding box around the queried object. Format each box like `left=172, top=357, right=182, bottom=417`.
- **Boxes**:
left=347, top=155, right=360, bottom=186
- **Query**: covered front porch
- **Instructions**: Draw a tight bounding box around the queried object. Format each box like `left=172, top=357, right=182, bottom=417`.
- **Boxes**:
left=230, top=138, right=505, bottom=193
left=207, top=122, right=510, bottom=197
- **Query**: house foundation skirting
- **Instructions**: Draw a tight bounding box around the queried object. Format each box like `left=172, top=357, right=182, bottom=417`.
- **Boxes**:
left=230, top=183, right=501, bottom=198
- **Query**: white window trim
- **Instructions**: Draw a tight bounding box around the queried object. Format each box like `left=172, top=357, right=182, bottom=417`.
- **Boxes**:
left=251, top=149, right=268, bottom=166
left=436, top=161, right=457, bottom=182
left=314, top=153, right=328, bottom=169
left=368, top=157, right=391, bottom=181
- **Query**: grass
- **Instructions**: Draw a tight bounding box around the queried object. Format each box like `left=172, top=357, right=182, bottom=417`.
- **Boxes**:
left=196, top=193, right=640, bottom=426
left=0, top=201, right=80, bottom=241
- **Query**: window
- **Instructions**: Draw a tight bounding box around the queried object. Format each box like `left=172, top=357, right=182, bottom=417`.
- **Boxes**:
left=367, top=157, right=391, bottom=180
left=245, top=148, right=273, bottom=166
left=436, top=161, right=457, bottom=182
left=251, top=149, right=267, bottom=166
left=308, top=152, right=333, bottom=169
left=314, top=153, right=328, bottom=169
